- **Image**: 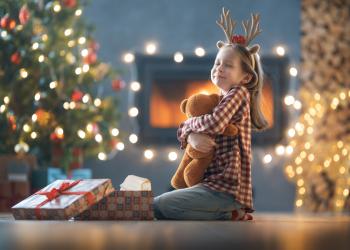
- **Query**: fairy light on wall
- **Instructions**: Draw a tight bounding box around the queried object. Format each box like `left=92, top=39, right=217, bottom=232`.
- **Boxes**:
left=130, top=81, right=141, bottom=92
left=174, top=52, right=183, bottom=63
left=168, top=151, right=178, bottom=161
left=145, top=42, right=157, bottom=55
left=129, top=134, right=138, bottom=144
left=194, top=47, right=206, bottom=57
left=144, top=149, right=154, bottom=160
left=123, top=52, right=135, bottom=63
left=128, top=107, right=139, bottom=117
left=275, top=45, right=286, bottom=56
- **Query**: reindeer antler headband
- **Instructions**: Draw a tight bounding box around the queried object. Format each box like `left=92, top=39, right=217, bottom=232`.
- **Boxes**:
left=216, top=8, right=261, bottom=68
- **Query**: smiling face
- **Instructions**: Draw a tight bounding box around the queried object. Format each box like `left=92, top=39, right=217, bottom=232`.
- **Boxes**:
left=211, top=46, right=251, bottom=94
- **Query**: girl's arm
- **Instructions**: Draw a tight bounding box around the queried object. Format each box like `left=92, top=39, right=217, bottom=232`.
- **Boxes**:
left=177, top=86, right=248, bottom=149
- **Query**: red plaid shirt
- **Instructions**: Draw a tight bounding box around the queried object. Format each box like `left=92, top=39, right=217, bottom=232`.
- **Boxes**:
left=177, top=85, right=253, bottom=212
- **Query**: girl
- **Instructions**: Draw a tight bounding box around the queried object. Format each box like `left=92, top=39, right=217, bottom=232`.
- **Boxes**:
left=153, top=8, right=268, bottom=220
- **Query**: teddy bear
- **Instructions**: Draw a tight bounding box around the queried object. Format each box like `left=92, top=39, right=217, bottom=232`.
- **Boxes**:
left=171, top=93, right=239, bottom=189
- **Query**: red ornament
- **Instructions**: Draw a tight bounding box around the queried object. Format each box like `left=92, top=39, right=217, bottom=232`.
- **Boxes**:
left=10, top=52, right=21, bottom=64
left=62, top=0, right=77, bottom=8
left=50, top=132, right=59, bottom=141
left=231, top=35, right=246, bottom=45
left=71, top=90, right=84, bottom=102
left=19, top=5, right=30, bottom=25
left=0, top=14, right=16, bottom=30
left=83, top=49, right=97, bottom=65
left=109, top=139, right=119, bottom=149
left=112, top=79, right=126, bottom=91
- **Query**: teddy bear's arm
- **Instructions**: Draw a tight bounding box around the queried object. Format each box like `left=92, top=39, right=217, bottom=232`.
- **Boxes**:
left=222, top=124, right=239, bottom=136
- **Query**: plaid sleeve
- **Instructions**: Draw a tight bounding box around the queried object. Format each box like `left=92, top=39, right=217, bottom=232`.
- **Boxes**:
left=185, top=86, right=247, bottom=135
left=177, top=120, right=195, bottom=149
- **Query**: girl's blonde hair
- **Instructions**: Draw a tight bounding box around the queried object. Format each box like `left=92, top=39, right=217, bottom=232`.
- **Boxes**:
left=220, top=44, right=269, bottom=131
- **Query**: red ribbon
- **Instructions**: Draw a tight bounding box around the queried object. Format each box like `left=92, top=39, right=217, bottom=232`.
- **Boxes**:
left=34, top=179, right=96, bottom=219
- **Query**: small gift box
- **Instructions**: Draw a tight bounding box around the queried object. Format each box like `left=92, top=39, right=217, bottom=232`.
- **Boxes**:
left=12, top=179, right=114, bottom=220
left=75, top=175, right=154, bottom=220
left=75, top=190, right=154, bottom=220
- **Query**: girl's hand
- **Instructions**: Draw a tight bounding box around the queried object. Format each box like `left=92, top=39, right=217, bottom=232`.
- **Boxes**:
left=187, top=132, right=216, bottom=153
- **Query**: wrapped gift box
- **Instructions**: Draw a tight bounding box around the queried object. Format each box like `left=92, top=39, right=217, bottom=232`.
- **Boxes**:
left=75, top=190, right=154, bottom=220
left=12, top=179, right=114, bottom=220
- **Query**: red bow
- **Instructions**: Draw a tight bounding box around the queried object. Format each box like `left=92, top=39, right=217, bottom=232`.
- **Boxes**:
left=35, top=180, right=96, bottom=219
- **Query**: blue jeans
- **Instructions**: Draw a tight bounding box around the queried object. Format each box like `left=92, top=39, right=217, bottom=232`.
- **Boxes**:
left=153, top=184, right=243, bottom=220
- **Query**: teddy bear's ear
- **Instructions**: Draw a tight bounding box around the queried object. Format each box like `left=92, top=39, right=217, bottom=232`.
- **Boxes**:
left=180, top=99, right=188, bottom=114
left=209, top=94, right=220, bottom=104
left=216, top=41, right=226, bottom=49
left=248, top=44, right=260, bottom=54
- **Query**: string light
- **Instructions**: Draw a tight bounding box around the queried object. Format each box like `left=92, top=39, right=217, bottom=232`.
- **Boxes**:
left=75, top=9, right=82, bottom=16
left=68, top=40, right=75, bottom=47
left=263, top=154, right=272, bottom=164
left=123, top=52, right=135, bottom=63
left=94, top=98, right=102, bottom=107
left=49, top=81, right=58, bottom=89
left=145, top=42, right=157, bottom=55
left=289, top=67, right=298, bottom=77
left=194, top=47, right=206, bottom=57
left=174, top=52, right=183, bottom=63
left=63, top=102, right=69, bottom=110
left=128, top=107, right=139, bottom=117
left=129, top=134, right=138, bottom=144
left=81, top=49, right=88, bottom=57
left=32, top=42, right=39, bottom=50
left=3, top=96, right=9, bottom=104
left=284, top=95, right=295, bottom=106
left=275, top=145, right=285, bottom=155
left=34, top=92, right=41, bottom=101
left=64, top=28, right=73, bottom=36
left=295, top=199, right=303, bottom=207
left=82, top=94, right=90, bottom=103
left=275, top=46, right=286, bottom=56
left=23, top=124, right=31, bottom=132
left=78, top=37, right=86, bottom=44
left=75, top=67, right=82, bottom=75
left=30, top=131, right=38, bottom=139
left=95, top=133, right=103, bottom=143
left=168, top=151, right=178, bottom=161
left=98, top=152, right=107, bottom=161
left=77, top=130, right=86, bottom=139
left=55, top=127, right=64, bottom=139
left=53, top=3, right=61, bottom=12
left=19, top=68, right=28, bottom=78
left=111, top=128, right=119, bottom=136
left=130, top=81, right=141, bottom=92
left=86, top=123, right=93, bottom=133
left=69, top=102, right=76, bottom=109
left=144, top=149, right=154, bottom=160
left=82, top=64, right=90, bottom=72
left=116, top=142, right=125, bottom=151
left=31, top=114, right=37, bottom=122
left=0, top=105, right=5, bottom=113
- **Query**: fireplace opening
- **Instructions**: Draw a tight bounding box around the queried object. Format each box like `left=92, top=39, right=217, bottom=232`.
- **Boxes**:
left=150, top=78, right=274, bottom=129
left=134, top=54, right=288, bottom=145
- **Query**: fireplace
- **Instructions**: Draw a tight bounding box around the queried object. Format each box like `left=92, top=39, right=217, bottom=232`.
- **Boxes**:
left=134, top=54, right=289, bottom=146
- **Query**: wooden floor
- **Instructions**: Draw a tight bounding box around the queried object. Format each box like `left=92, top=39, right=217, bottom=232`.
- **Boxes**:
left=0, top=213, right=349, bottom=250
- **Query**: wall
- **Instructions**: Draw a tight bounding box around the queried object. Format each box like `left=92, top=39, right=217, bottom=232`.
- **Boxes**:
left=83, top=0, right=300, bottom=212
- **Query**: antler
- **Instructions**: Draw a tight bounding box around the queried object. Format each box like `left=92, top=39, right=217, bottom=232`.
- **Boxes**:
left=216, top=7, right=236, bottom=43
left=242, top=13, right=261, bottom=46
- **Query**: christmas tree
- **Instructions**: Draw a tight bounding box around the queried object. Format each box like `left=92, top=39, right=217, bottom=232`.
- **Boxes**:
left=0, top=0, right=123, bottom=171
left=284, top=0, right=350, bottom=213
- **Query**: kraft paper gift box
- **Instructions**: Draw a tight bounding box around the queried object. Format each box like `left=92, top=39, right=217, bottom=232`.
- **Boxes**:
left=75, top=175, right=154, bottom=220
left=12, top=179, right=114, bottom=220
